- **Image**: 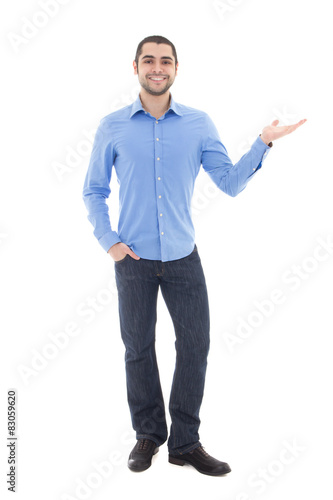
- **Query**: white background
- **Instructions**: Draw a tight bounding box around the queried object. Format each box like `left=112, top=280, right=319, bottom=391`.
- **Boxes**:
left=1, top=0, right=332, bottom=499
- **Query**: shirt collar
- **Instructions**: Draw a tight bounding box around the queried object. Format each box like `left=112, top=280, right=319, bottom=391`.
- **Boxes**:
left=129, top=93, right=183, bottom=118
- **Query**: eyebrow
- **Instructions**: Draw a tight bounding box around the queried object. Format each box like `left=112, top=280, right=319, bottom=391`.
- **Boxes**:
left=141, top=55, right=174, bottom=61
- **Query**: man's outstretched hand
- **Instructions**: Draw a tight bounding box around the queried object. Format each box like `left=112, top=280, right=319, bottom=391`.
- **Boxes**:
left=261, top=118, right=307, bottom=145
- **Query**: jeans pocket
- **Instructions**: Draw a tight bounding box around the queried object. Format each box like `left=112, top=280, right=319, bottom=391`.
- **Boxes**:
left=114, top=253, right=129, bottom=264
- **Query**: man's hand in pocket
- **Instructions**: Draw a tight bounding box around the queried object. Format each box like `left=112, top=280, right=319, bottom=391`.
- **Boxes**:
left=107, top=242, right=140, bottom=262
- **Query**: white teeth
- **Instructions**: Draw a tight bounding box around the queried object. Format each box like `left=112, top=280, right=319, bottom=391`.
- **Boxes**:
left=150, top=77, right=165, bottom=81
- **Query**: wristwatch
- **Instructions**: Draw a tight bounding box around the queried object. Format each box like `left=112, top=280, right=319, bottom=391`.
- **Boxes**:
left=260, top=134, right=273, bottom=148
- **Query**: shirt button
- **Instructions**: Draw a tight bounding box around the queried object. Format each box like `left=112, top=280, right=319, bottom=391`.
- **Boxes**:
left=158, top=177, right=161, bottom=180
left=160, top=213, right=163, bottom=216
left=156, top=120, right=158, bottom=124
left=157, top=157, right=160, bottom=161
left=253, top=168, right=256, bottom=171
left=161, top=232, right=164, bottom=235
left=158, top=195, right=161, bottom=198
left=156, top=138, right=159, bottom=141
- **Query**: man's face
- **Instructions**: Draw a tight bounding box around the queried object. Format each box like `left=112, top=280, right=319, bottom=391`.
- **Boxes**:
left=133, top=42, right=178, bottom=96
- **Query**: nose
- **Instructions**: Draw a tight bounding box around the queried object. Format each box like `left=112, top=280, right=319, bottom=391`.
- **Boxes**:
left=152, top=62, right=164, bottom=73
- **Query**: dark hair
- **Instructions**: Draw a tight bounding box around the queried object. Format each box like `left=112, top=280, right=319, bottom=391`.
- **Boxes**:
left=135, top=35, right=178, bottom=67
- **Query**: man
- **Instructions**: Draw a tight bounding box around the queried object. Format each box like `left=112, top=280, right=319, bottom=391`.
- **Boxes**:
left=82, top=35, right=306, bottom=476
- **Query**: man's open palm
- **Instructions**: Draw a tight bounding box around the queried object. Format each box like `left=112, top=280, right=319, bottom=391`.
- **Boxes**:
left=262, top=118, right=307, bottom=144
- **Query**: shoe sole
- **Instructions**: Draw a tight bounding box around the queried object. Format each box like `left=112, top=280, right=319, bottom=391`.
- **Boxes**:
left=128, top=447, right=159, bottom=472
left=168, top=455, right=231, bottom=476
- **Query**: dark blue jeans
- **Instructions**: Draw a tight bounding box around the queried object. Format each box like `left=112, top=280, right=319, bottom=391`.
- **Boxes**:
left=114, top=244, right=210, bottom=455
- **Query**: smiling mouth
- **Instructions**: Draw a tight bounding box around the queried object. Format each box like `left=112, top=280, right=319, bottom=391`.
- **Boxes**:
left=148, top=77, right=167, bottom=83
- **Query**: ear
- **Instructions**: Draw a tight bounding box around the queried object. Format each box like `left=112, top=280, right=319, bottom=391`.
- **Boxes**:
left=175, top=62, right=179, bottom=76
left=133, top=60, right=138, bottom=75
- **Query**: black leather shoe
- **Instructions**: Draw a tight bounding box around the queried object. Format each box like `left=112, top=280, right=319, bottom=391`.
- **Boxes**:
left=169, top=445, right=231, bottom=476
left=128, top=439, right=159, bottom=472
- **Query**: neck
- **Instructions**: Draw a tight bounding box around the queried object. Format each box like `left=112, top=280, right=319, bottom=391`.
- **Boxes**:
left=139, top=90, right=171, bottom=119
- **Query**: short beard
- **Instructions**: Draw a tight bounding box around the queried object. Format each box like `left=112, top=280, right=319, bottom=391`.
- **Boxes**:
left=139, top=75, right=174, bottom=96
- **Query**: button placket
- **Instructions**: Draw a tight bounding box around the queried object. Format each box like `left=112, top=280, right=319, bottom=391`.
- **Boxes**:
left=154, top=118, right=165, bottom=240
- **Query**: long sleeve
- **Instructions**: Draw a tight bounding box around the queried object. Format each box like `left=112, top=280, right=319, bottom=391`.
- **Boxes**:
left=201, top=113, right=271, bottom=197
left=82, top=118, right=121, bottom=252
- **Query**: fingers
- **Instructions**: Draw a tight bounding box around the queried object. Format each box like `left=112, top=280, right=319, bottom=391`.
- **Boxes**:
left=118, top=243, right=141, bottom=260
left=287, top=119, right=307, bottom=134
left=292, top=119, right=307, bottom=129
left=271, top=119, right=279, bottom=127
left=127, top=248, right=141, bottom=260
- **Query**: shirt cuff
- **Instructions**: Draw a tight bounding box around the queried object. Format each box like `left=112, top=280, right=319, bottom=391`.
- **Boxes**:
left=255, top=134, right=272, bottom=153
left=259, top=134, right=273, bottom=148
left=250, top=135, right=271, bottom=174
left=98, top=231, right=121, bottom=252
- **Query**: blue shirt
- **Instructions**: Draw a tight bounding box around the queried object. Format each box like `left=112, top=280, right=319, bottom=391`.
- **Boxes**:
left=82, top=93, right=271, bottom=262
